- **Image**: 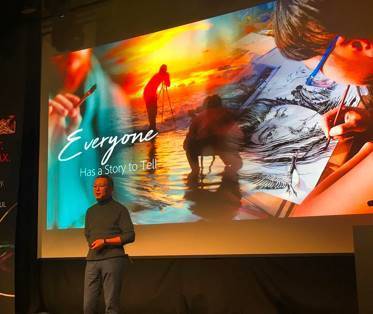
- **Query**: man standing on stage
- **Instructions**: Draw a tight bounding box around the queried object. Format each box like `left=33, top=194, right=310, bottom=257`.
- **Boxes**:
left=143, top=64, right=171, bottom=130
left=84, top=175, right=135, bottom=314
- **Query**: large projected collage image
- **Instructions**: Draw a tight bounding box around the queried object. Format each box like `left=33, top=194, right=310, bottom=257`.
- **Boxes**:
left=46, top=1, right=372, bottom=230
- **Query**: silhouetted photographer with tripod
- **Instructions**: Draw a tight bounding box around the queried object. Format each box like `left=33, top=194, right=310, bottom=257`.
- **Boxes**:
left=143, top=64, right=171, bottom=131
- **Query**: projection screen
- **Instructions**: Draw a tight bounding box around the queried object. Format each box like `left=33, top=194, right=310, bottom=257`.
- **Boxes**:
left=38, top=0, right=373, bottom=258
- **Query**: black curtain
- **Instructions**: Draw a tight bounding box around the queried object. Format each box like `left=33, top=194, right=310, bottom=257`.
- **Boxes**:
left=15, top=13, right=41, bottom=314
left=36, top=255, right=357, bottom=314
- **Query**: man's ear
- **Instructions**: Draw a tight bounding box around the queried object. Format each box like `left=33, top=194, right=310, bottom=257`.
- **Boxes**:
left=336, top=36, right=373, bottom=57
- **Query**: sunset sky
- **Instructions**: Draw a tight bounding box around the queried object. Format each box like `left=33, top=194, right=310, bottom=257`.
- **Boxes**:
left=94, top=4, right=274, bottom=102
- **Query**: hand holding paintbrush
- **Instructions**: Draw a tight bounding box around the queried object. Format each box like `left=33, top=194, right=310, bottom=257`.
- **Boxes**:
left=321, top=85, right=372, bottom=149
left=323, top=85, right=351, bottom=149
left=48, top=84, right=97, bottom=134
left=49, top=84, right=97, bottom=116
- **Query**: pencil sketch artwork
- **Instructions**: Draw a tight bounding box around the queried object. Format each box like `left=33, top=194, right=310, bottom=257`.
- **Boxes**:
left=220, top=36, right=360, bottom=208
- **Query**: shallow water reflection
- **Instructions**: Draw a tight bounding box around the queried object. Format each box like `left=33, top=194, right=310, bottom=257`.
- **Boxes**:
left=111, top=126, right=249, bottom=224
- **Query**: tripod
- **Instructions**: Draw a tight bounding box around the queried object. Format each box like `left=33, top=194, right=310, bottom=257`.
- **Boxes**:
left=158, top=82, right=176, bottom=125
